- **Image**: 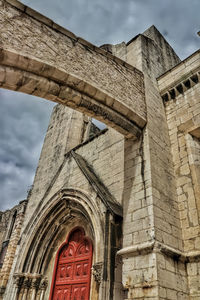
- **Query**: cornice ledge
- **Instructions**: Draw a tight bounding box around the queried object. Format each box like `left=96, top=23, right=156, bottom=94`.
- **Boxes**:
left=161, top=69, right=200, bottom=103
left=155, top=242, right=185, bottom=262
left=117, top=241, right=155, bottom=257
left=185, top=250, right=200, bottom=262
left=117, top=241, right=200, bottom=263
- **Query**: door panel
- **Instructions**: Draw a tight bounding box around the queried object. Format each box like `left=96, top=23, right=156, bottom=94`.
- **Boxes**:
left=51, top=228, right=92, bottom=300
left=56, top=263, right=74, bottom=282
left=53, top=285, right=71, bottom=300
left=71, top=284, right=87, bottom=300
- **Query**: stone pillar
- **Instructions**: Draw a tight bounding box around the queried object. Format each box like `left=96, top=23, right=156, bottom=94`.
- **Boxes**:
left=13, top=273, right=25, bottom=300
left=21, top=276, right=32, bottom=300
left=12, top=275, right=20, bottom=300
left=30, top=275, right=41, bottom=300
left=39, top=278, right=48, bottom=300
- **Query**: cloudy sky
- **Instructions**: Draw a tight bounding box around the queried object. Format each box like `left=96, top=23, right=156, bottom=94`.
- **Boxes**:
left=0, top=0, right=199, bottom=211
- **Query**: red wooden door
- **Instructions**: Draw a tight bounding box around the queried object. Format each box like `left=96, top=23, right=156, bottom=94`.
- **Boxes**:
left=50, top=228, right=93, bottom=300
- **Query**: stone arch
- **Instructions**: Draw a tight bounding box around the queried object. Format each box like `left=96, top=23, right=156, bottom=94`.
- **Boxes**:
left=11, top=189, right=105, bottom=300
left=0, top=50, right=142, bottom=139
left=18, top=189, right=103, bottom=273
left=0, top=0, right=146, bottom=139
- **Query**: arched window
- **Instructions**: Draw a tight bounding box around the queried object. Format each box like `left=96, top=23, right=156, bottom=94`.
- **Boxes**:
left=49, top=227, right=93, bottom=300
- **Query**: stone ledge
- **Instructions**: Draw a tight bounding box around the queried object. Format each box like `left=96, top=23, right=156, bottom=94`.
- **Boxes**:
left=156, top=243, right=185, bottom=262
left=25, top=7, right=53, bottom=27
left=160, top=70, right=200, bottom=103
left=65, top=128, right=108, bottom=154
left=117, top=241, right=155, bottom=257
left=5, top=0, right=24, bottom=11
left=186, top=251, right=200, bottom=263
left=117, top=240, right=200, bottom=263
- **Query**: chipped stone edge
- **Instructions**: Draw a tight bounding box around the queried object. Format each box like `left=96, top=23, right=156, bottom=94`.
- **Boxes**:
left=117, top=241, right=200, bottom=263
left=4, top=0, right=143, bottom=76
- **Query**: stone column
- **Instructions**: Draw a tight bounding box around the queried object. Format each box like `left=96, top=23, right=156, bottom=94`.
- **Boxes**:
left=13, top=273, right=25, bottom=300
left=30, top=275, right=41, bottom=300
left=21, top=275, right=32, bottom=300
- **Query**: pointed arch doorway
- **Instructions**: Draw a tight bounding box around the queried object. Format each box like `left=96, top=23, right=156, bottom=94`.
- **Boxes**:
left=49, top=227, right=93, bottom=300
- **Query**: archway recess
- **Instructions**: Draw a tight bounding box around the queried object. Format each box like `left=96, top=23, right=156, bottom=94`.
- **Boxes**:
left=0, top=0, right=146, bottom=139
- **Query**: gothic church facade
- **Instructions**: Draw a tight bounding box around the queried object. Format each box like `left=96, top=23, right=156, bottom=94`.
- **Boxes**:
left=0, top=1, right=200, bottom=299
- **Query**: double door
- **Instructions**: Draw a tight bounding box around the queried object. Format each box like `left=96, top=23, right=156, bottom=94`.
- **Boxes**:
left=52, top=229, right=92, bottom=300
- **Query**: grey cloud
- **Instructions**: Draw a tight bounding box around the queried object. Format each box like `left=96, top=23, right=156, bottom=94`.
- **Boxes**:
left=23, top=0, right=199, bottom=59
left=0, top=89, right=54, bottom=210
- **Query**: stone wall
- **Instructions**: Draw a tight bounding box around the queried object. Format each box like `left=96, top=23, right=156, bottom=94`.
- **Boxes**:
left=117, top=26, right=187, bottom=299
left=22, top=105, right=89, bottom=229
left=0, top=200, right=27, bottom=298
left=0, top=212, right=11, bottom=249
left=158, top=50, right=200, bottom=299
left=27, top=126, right=125, bottom=218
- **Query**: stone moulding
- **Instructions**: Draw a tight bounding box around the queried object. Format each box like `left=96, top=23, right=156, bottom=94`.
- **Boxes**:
left=117, top=241, right=155, bottom=257
left=117, top=240, right=200, bottom=263
left=157, top=49, right=200, bottom=102
left=161, top=70, right=200, bottom=102
left=0, top=55, right=142, bottom=139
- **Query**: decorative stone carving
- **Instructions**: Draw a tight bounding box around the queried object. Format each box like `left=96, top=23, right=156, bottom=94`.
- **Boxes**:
left=92, top=262, right=103, bottom=284
left=22, top=275, right=32, bottom=289
left=31, top=275, right=41, bottom=290
left=13, top=273, right=46, bottom=294
left=13, top=273, right=24, bottom=288
left=161, top=71, right=200, bottom=102
left=39, top=277, right=48, bottom=290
